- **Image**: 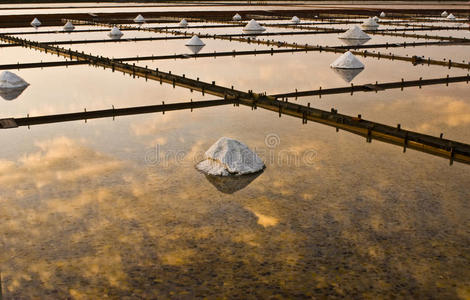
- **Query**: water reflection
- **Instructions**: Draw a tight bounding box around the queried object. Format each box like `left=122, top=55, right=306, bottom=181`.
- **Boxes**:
left=204, top=171, right=263, bottom=194
left=186, top=45, right=205, bottom=54
left=0, top=85, right=29, bottom=101
left=331, top=67, right=364, bottom=83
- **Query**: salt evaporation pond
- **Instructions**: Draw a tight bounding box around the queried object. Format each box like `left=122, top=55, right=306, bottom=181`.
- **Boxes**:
left=0, top=3, right=469, bottom=299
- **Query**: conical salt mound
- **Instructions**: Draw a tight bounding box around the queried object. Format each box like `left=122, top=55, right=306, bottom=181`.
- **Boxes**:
left=330, top=51, right=365, bottom=69
left=361, top=17, right=379, bottom=29
left=179, top=19, right=188, bottom=27
left=108, top=26, right=123, bottom=38
left=380, top=12, right=386, bottom=18
left=339, top=25, right=371, bottom=40
left=0, top=71, right=29, bottom=89
left=373, top=16, right=380, bottom=22
left=63, top=21, right=75, bottom=31
left=31, top=18, right=41, bottom=27
left=243, top=19, right=266, bottom=32
left=0, top=71, right=29, bottom=101
left=447, top=13, right=456, bottom=20
left=134, top=14, right=145, bottom=23
left=441, top=11, right=448, bottom=17
left=233, top=13, right=242, bottom=21
left=291, top=16, right=300, bottom=24
left=185, top=35, right=205, bottom=46
left=196, top=137, right=265, bottom=176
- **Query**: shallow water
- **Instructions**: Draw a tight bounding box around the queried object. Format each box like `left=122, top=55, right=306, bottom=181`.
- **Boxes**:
left=0, top=5, right=469, bottom=299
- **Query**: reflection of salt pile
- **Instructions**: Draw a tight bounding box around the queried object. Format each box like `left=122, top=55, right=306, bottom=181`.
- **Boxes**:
left=196, top=137, right=265, bottom=176
left=339, top=25, right=370, bottom=40
left=179, top=19, right=188, bottom=27
left=185, top=35, right=205, bottom=54
left=134, top=14, right=145, bottom=23
left=447, top=13, right=456, bottom=20
left=63, top=21, right=75, bottom=31
left=108, top=26, right=123, bottom=39
left=361, top=17, right=379, bottom=29
left=380, top=12, right=386, bottom=18
left=31, top=18, right=41, bottom=27
left=441, top=11, right=448, bottom=17
left=291, top=16, right=300, bottom=24
left=204, top=172, right=262, bottom=194
left=0, top=71, right=29, bottom=101
left=243, top=19, right=266, bottom=33
left=331, top=67, right=364, bottom=83
left=330, top=51, right=364, bottom=69
left=233, top=13, right=242, bottom=21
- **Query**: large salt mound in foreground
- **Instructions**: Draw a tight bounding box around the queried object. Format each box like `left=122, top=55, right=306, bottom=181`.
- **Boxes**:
left=196, top=137, right=265, bottom=176
left=0, top=71, right=29, bottom=89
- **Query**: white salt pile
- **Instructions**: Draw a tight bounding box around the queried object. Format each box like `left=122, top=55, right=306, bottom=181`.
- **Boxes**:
left=179, top=19, right=188, bottom=27
left=441, top=11, right=448, bottom=17
left=134, top=14, right=145, bottom=23
left=291, top=16, right=300, bottom=24
left=330, top=51, right=365, bottom=69
left=108, top=26, right=123, bottom=38
left=196, top=137, right=265, bottom=176
left=233, top=13, right=242, bottom=21
left=31, top=18, right=41, bottom=27
left=63, top=21, right=75, bottom=31
left=361, top=17, right=379, bottom=29
left=243, top=19, right=266, bottom=33
left=185, top=35, right=205, bottom=46
left=380, top=12, right=386, bottom=18
left=447, top=13, right=456, bottom=20
left=372, top=16, right=380, bottom=22
left=185, top=35, right=205, bottom=54
left=339, top=25, right=371, bottom=40
left=0, top=71, right=29, bottom=100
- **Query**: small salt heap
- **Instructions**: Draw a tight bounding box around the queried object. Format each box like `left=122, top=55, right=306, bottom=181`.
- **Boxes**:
left=441, top=11, right=449, bottom=17
left=179, top=19, right=188, bottom=27
left=63, top=21, right=75, bottom=31
left=134, top=14, right=145, bottom=23
left=0, top=71, right=29, bottom=101
left=185, top=35, right=205, bottom=54
left=447, top=13, right=456, bottom=20
left=361, top=17, right=379, bottom=29
left=233, top=13, right=242, bottom=21
left=291, top=16, right=301, bottom=24
left=330, top=51, right=365, bottom=69
left=108, top=26, right=123, bottom=38
left=243, top=19, right=266, bottom=33
left=196, top=137, right=265, bottom=176
left=380, top=12, right=386, bottom=18
left=372, top=16, right=380, bottom=22
left=339, top=25, right=371, bottom=40
left=31, top=18, right=41, bottom=28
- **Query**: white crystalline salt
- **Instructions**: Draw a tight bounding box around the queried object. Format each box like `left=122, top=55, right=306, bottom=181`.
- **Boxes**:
left=196, top=137, right=265, bottom=176
left=339, top=25, right=371, bottom=40
left=108, top=26, right=123, bottom=37
left=185, top=35, right=205, bottom=46
left=0, top=71, right=29, bottom=89
left=233, top=13, right=242, bottom=21
left=63, top=21, right=75, bottom=31
left=243, top=19, right=266, bottom=32
left=361, top=17, right=379, bottom=28
left=179, top=19, right=188, bottom=27
left=291, top=16, right=300, bottom=24
left=330, top=51, right=365, bottom=69
left=134, top=14, right=145, bottom=23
